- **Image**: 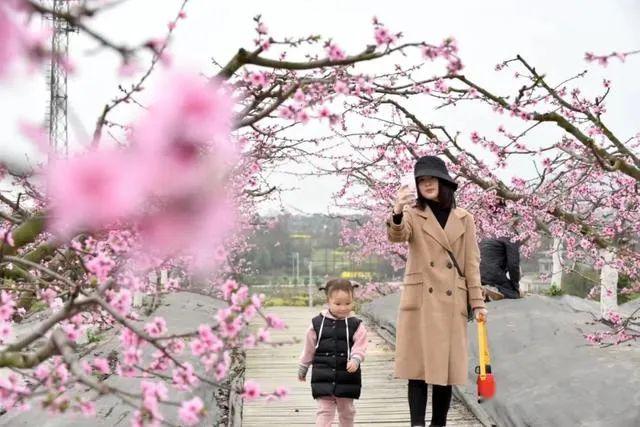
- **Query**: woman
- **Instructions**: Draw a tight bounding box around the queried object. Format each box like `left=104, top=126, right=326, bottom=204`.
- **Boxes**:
left=386, top=155, right=488, bottom=427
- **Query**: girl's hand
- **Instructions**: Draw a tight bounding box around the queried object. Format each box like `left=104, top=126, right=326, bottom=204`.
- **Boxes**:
left=346, top=360, right=358, bottom=373
left=474, top=307, right=488, bottom=322
left=298, top=376, right=306, bottom=382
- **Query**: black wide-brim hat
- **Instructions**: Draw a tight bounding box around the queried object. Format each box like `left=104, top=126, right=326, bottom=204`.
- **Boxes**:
left=414, top=155, right=458, bottom=191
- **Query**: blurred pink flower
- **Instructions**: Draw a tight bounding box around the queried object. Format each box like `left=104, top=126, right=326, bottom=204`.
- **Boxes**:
left=178, top=396, right=204, bottom=426
left=0, top=5, right=21, bottom=78
left=242, top=379, right=261, bottom=401
left=45, top=149, right=140, bottom=237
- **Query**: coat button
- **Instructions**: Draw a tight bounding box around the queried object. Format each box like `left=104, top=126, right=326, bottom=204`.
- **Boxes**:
left=428, top=287, right=433, bottom=293
left=446, top=290, right=452, bottom=296
left=430, top=261, right=435, bottom=267
left=447, top=262, right=453, bottom=269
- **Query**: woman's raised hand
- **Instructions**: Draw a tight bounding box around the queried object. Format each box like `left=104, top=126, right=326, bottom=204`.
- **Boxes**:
left=393, top=185, right=415, bottom=214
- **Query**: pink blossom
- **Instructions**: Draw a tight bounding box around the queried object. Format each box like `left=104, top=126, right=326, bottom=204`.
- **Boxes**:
left=248, top=71, right=268, bottom=87
left=39, top=288, right=58, bottom=305
left=274, top=386, right=288, bottom=399
left=0, top=291, right=15, bottom=319
left=121, top=327, right=141, bottom=348
left=250, top=293, right=263, bottom=309
left=168, top=338, right=185, bottom=354
left=0, top=322, right=12, bottom=343
left=118, top=60, right=141, bottom=77
left=220, top=317, right=243, bottom=338
left=35, top=364, right=50, bottom=380
left=243, top=304, right=257, bottom=321
left=293, top=88, right=306, bottom=103
left=45, top=149, right=140, bottom=237
left=243, top=334, right=256, bottom=348
left=178, top=396, right=204, bottom=426
left=92, top=357, right=110, bottom=374
left=124, top=347, right=142, bottom=366
left=222, top=279, right=239, bottom=300
left=0, top=227, right=14, bottom=248
left=85, top=251, right=116, bottom=284
left=0, top=5, right=24, bottom=78
left=265, top=313, right=286, bottom=329
left=278, top=106, right=295, bottom=119
left=55, top=363, right=70, bottom=384
left=62, top=323, right=81, bottom=342
left=141, top=380, right=169, bottom=402
left=78, top=400, right=96, bottom=416
left=334, top=80, right=350, bottom=95
left=144, top=317, right=168, bottom=338
left=190, top=339, right=207, bottom=356
left=296, top=110, right=310, bottom=124
left=231, top=285, right=249, bottom=305
left=215, top=361, right=229, bottom=381
left=374, top=26, right=396, bottom=46
left=172, top=363, right=199, bottom=391
left=132, top=72, right=235, bottom=197
left=257, top=328, right=270, bottom=343
left=326, top=43, right=347, bottom=61
left=470, top=131, right=481, bottom=143
left=422, top=45, right=438, bottom=60
left=319, top=107, right=332, bottom=118
left=242, top=379, right=261, bottom=401
left=109, top=288, right=133, bottom=316
left=256, top=23, right=268, bottom=34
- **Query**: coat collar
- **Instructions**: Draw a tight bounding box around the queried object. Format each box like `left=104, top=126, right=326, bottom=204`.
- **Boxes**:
left=413, top=206, right=467, bottom=251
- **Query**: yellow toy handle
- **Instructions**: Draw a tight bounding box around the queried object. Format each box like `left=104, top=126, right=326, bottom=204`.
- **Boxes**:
left=477, top=320, right=491, bottom=378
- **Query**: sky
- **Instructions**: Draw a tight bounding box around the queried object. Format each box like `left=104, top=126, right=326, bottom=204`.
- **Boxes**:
left=1, top=0, right=639, bottom=214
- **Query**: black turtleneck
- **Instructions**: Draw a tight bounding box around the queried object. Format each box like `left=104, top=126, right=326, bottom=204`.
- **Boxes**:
left=426, top=199, right=451, bottom=229
left=391, top=199, right=451, bottom=229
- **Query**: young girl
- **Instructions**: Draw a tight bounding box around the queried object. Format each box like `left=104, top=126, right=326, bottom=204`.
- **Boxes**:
left=297, top=278, right=368, bottom=427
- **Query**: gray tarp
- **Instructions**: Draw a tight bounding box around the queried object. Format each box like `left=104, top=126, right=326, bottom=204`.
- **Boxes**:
left=363, top=293, right=640, bottom=427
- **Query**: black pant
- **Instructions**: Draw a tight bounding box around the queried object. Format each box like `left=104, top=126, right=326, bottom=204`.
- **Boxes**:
left=408, top=380, right=452, bottom=426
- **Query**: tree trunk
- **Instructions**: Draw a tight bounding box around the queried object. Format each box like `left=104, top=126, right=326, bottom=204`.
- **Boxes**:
left=599, top=249, right=618, bottom=319
left=551, top=237, right=563, bottom=289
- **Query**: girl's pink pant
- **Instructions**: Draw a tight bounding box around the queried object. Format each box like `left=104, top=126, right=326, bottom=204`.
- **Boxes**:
left=315, top=396, right=355, bottom=427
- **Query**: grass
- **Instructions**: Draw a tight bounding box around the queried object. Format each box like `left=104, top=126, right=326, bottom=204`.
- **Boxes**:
left=545, top=284, right=565, bottom=297
left=86, top=329, right=104, bottom=344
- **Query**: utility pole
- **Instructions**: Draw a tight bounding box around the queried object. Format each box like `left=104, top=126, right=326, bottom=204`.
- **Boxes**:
left=295, top=252, right=300, bottom=285
left=43, top=0, right=76, bottom=157
left=308, top=261, right=313, bottom=308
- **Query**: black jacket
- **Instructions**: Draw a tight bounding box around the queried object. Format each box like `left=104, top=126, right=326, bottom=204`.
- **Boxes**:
left=310, top=314, right=362, bottom=399
left=479, top=237, right=521, bottom=299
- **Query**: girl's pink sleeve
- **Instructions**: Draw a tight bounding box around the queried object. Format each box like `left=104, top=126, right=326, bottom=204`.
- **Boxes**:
left=298, top=324, right=317, bottom=367
left=350, top=322, right=368, bottom=362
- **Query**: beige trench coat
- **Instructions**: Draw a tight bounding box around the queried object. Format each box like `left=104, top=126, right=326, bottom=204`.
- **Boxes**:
left=386, top=205, right=485, bottom=385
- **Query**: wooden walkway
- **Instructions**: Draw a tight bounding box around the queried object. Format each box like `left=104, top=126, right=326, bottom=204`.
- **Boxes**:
left=242, top=306, right=482, bottom=426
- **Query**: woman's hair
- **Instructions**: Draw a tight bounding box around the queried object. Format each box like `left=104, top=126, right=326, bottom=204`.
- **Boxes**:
left=416, top=178, right=457, bottom=210
left=320, top=278, right=359, bottom=299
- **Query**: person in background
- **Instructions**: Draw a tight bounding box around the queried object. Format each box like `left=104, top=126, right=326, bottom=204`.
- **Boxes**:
left=479, top=237, right=522, bottom=300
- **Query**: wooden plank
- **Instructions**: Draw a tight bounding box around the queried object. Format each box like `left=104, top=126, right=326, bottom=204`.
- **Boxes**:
left=242, top=306, right=482, bottom=426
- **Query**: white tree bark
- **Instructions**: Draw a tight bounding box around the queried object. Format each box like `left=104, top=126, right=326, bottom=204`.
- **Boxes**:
left=599, top=249, right=618, bottom=319
left=551, top=237, right=563, bottom=289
